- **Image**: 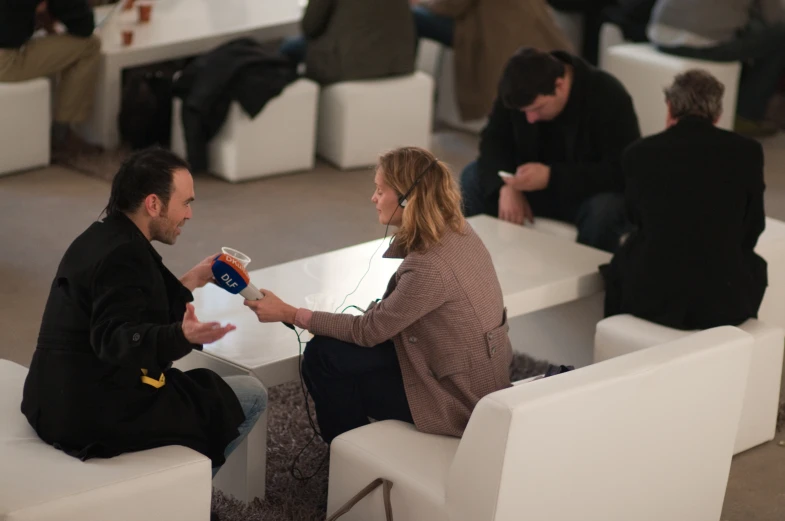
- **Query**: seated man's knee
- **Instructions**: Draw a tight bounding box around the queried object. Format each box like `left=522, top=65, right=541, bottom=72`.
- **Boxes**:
left=85, top=34, right=102, bottom=54
left=225, top=375, right=268, bottom=420
left=460, top=161, right=484, bottom=216
left=576, top=192, right=627, bottom=252
left=581, top=192, right=625, bottom=220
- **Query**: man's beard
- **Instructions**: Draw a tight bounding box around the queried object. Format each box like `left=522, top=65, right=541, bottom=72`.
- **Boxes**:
left=150, top=208, right=180, bottom=245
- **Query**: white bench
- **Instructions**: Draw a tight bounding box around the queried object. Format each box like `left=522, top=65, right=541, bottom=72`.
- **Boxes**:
left=327, top=327, right=752, bottom=521
left=0, top=359, right=212, bottom=521
left=0, top=79, right=50, bottom=176
left=595, top=316, right=783, bottom=454
left=172, top=78, right=319, bottom=182
left=316, top=72, right=433, bottom=169
left=604, top=43, right=741, bottom=136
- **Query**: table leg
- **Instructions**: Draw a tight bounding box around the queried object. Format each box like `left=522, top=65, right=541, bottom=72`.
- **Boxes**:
left=78, top=55, right=122, bottom=149
left=174, top=350, right=268, bottom=502
left=508, top=292, right=604, bottom=368
left=213, top=408, right=268, bottom=502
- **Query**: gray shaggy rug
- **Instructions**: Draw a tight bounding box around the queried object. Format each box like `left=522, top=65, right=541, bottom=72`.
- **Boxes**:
left=210, top=353, right=552, bottom=521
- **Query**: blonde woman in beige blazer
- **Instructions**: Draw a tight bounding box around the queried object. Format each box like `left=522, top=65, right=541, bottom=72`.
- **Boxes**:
left=244, top=147, right=514, bottom=443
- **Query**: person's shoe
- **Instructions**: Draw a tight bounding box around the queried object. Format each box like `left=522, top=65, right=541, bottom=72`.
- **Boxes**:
left=734, top=117, right=779, bottom=138
left=544, top=364, right=574, bottom=377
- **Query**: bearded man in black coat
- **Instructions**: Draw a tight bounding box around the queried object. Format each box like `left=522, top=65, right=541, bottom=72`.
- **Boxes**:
left=21, top=149, right=267, bottom=520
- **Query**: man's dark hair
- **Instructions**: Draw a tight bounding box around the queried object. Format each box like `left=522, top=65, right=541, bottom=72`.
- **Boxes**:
left=103, top=147, right=190, bottom=217
left=498, top=47, right=566, bottom=110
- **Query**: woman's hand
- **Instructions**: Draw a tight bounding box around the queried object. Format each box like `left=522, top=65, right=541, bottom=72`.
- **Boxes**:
left=244, top=289, right=298, bottom=324
left=180, top=254, right=218, bottom=292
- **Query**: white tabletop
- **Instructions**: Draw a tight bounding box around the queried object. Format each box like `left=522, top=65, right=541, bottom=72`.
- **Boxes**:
left=95, top=0, right=303, bottom=55
left=191, top=215, right=611, bottom=384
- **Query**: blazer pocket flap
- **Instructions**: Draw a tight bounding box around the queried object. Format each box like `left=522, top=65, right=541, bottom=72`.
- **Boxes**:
left=431, top=354, right=470, bottom=379
left=485, top=310, right=509, bottom=359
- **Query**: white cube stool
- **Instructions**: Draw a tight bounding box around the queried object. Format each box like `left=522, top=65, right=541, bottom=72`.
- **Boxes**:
left=756, top=217, right=785, bottom=334
left=433, top=47, right=486, bottom=135
left=548, top=8, right=585, bottom=56
left=598, top=22, right=627, bottom=70
left=0, top=359, right=212, bottom=521
left=594, top=315, right=784, bottom=454
left=0, top=79, right=50, bottom=176
left=172, top=78, right=319, bottom=182
left=316, top=72, right=434, bottom=169
left=604, top=44, right=741, bottom=136
left=416, top=41, right=487, bottom=134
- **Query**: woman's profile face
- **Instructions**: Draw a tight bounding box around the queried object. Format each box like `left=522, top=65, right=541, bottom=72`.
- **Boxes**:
left=371, top=167, right=403, bottom=227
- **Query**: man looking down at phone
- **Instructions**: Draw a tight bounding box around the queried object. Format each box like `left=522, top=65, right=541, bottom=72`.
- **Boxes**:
left=460, top=47, right=641, bottom=253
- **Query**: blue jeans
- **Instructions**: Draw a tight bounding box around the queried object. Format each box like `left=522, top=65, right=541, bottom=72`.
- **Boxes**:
left=460, top=161, right=629, bottom=253
left=659, top=23, right=785, bottom=121
left=280, top=35, right=307, bottom=65
left=212, top=375, right=268, bottom=478
left=412, top=5, right=454, bottom=47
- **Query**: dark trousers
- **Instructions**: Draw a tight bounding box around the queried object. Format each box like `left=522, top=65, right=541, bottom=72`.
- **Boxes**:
left=301, top=336, right=414, bottom=444
left=280, top=35, right=307, bottom=65
left=659, top=23, right=785, bottom=121
left=412, top=5, right=454, bottom=48
left=460, top=160, right=629, bottom=253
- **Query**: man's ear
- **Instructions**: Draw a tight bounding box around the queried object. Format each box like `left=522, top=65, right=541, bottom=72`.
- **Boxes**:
left=143, top=193, right=162, bottom=217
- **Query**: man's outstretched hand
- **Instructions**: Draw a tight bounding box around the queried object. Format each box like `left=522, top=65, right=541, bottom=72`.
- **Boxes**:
left=182, top=303, right=236, bottom=345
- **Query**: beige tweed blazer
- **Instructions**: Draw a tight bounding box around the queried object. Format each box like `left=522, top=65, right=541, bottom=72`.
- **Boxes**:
left=309, top=223, right=513, bottom=437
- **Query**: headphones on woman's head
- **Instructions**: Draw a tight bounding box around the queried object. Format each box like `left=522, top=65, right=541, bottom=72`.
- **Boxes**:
left=398, top=158, right=438, bottom=207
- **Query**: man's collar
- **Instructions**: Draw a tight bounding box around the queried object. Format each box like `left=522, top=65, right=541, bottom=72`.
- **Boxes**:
left=103, top=212, right=163, bottom=262
left=552, top=51, right=586, bottom=122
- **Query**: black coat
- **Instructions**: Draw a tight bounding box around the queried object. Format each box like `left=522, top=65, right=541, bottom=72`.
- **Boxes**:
left=21, top=213, right=245, bottom=466
left=476, top=51, right=640, bottom=221
left=602, top=117, right=767, bottom=330
left=172, top=38, right=298, bottom=172
left=602, top=0, right=657, bottom=42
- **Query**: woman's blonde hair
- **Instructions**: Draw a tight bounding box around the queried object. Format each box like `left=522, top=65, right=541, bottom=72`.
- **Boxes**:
left=378, top=146, right=466, bottom=254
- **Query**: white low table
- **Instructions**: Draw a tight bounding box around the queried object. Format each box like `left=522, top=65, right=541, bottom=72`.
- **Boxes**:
left=81, top=0, right=303, bottom=149
left=175, top=214, right=611, bottom=501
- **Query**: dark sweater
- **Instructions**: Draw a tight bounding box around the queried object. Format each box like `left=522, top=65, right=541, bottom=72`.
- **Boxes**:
left=476, top=51, right=641, bottom=220
left=0, top=0, right=94, bottom=49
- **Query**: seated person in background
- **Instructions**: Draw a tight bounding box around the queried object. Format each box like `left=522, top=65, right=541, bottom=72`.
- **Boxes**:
left=411, top=0, right=572, bottom=122
left=601, top=0, right=658, bottom=44
left=279, top=0, right=415, bottom=85
left=21, top=149, right=267, bottom=520
left=0, top=0, right=102, bottom=157
left=648, top=0, right=785, bottom=137
left=461, top=47, right=641, bottom=253
left=245, top=146, right=572, bottom=444
left=602, top=70, right=767, bottom=330
left=545, top=0, right=616, bottom=65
